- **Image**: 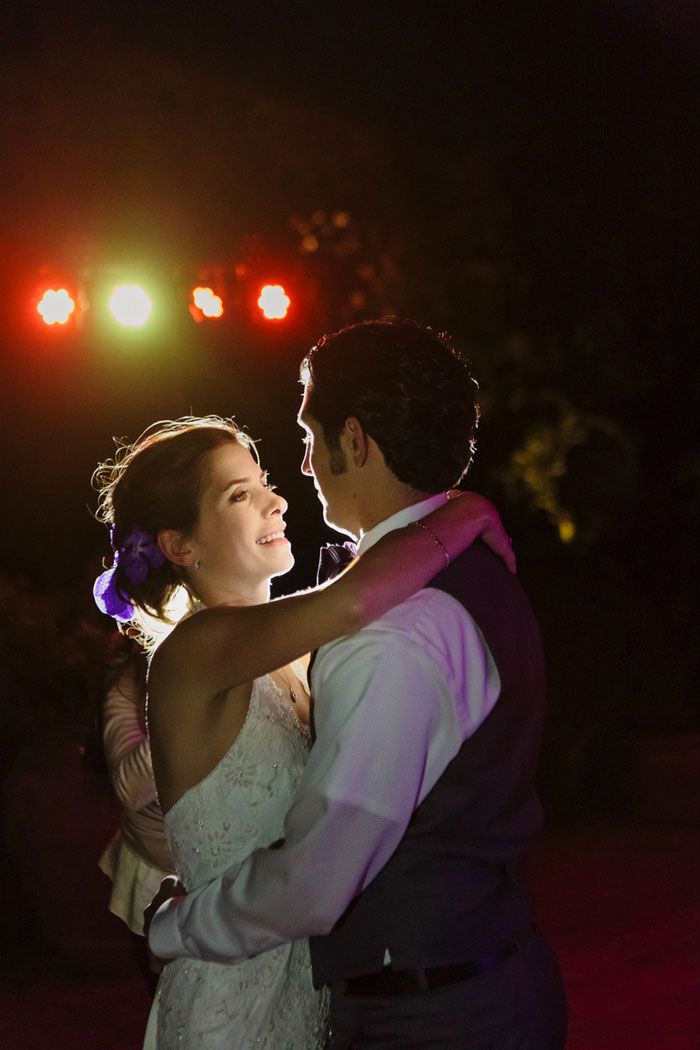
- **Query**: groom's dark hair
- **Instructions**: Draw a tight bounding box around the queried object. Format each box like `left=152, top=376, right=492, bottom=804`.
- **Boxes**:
left=300, top=318, right=479, bottom=492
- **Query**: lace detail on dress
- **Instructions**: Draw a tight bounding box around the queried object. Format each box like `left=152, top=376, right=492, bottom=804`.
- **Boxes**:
left=155, top=675, right=327, bottom=1050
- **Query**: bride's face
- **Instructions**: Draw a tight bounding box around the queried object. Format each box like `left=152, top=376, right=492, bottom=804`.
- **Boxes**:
left=187, top=441, right=294, bottom=601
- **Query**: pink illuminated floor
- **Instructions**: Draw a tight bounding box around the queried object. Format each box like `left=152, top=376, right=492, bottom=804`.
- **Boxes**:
left=1, top=817, right=699, bottom=1049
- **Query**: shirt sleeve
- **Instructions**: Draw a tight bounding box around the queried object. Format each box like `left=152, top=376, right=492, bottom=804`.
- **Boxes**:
left=102, top=667, right=158, bottom=813
left=149, top=590, right=499, bottom=964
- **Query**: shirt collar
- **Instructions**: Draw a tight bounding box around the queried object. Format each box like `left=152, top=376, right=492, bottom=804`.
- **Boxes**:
left=356, top=492, right=447, bottom=556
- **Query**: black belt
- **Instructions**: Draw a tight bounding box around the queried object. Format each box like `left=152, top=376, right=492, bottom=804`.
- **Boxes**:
left=341, top=928, right=534, bottom=998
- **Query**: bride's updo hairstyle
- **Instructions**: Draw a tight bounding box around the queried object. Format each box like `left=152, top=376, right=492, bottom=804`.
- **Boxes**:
left=93, top=415, right=255, bottom=650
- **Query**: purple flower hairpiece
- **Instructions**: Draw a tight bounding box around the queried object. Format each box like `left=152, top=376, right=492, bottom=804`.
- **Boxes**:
left=93, top=524, right=167, bottom=622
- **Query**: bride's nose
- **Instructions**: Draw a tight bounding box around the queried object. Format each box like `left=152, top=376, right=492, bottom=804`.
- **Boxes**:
left=268, top=490, right=288, bottom=516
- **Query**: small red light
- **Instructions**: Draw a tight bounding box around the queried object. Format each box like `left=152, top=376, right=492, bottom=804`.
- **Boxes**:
left=257, top=284, right=290, bottom=320
left=37, top=288, right=75, bottom=325
left=191, top=286, right=223, bottom=319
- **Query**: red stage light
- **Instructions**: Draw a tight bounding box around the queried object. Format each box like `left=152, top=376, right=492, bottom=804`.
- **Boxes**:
left=257, top=284, right=290, bottom=320
left=37, top=288, right=75, bottom=325
left=191, top=286, right=224, bottom=320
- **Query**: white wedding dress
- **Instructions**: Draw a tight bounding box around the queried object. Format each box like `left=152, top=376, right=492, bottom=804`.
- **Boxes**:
left=151, top=669, right=328, bottom=1050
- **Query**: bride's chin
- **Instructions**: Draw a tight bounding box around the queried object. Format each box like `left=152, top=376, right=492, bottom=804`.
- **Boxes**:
left=271, top=549, right=295, bottom=578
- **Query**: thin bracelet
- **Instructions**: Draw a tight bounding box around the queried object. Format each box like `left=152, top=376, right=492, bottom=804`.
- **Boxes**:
left=413, top=520, right=451, bottom=568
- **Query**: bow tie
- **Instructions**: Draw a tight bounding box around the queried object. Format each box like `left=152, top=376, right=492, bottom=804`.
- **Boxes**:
left=316, top=541, right=358, bottom=584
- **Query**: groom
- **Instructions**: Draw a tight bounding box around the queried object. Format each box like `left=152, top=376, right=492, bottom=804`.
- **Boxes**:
left=148, top=318, right=567, bottom=1048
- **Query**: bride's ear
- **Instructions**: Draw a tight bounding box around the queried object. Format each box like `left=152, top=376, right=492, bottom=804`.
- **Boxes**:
left=158, top=529, right=196, bottom=568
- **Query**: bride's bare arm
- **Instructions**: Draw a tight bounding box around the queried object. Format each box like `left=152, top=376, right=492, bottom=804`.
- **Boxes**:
left=148, top=492, right=512, bottom=708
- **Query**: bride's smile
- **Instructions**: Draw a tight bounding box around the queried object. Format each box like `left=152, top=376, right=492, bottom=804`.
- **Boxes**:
left=173, top=441, right=295, bottom=608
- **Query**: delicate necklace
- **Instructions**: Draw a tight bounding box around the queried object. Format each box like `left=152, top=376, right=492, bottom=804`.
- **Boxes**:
left=273, top=667, right=299, bottom=705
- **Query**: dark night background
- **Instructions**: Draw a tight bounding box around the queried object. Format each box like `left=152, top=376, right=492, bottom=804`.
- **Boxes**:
left=1, top=0, right=700, bottom=886
left=1, top=3, right=700, bottom=1045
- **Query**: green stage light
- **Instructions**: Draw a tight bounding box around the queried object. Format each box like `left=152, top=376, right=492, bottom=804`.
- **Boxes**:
left=108, top=284, right=153, bottom=327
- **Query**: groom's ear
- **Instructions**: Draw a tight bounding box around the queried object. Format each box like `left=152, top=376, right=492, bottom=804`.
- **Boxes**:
left=158, top=529, right=195, bottom=567
left=342, top=416, right=370, bottom=467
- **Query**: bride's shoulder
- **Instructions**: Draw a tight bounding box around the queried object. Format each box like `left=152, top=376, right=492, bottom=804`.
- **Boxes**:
left=148, top=606, right=233, bottom=693
left=147, top=614, right=222, bottom=727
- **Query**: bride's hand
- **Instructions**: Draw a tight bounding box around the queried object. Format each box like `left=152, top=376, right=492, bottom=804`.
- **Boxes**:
left=446, top=490, right=516, bottom=574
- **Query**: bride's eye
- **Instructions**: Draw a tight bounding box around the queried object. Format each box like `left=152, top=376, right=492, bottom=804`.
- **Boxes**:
left=230, top=490, right=248, bottom=503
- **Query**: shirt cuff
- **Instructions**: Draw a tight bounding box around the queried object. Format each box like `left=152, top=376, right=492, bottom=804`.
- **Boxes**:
left=148, top=895, right=187, bottom=960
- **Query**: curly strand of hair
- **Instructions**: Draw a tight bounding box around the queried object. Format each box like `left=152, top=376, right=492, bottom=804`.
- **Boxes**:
left=92, top=415, right=256, bottom=653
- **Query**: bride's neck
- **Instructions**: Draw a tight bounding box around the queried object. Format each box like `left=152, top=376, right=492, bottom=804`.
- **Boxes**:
left=193, top=578, right=271, bottom=609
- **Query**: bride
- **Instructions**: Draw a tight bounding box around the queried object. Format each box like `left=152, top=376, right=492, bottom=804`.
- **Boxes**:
left=92, top=415, right=514, bottom=1050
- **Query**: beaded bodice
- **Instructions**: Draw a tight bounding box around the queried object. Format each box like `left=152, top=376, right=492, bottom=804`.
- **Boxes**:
left=155, top=671, right=327, bottom=1050
left=164, top=672, right=310, bottom=889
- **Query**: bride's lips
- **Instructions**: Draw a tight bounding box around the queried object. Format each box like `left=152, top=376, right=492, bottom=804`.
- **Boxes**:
left=256, top=526, right=289, bottom=546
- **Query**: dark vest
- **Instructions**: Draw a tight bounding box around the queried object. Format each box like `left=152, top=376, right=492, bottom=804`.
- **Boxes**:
left=309, top=540, right=546, bottom=987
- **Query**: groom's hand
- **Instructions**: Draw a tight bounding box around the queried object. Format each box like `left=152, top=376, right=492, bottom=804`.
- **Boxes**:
left=143, top=875, right=186, bottom=973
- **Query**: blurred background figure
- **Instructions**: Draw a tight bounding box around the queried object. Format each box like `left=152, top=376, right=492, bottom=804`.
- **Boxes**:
left=97, top=638, right=175, bottom=983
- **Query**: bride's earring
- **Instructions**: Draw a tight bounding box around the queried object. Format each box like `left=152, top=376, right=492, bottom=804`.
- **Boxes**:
left=194, top=559, right=201, bottom=570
